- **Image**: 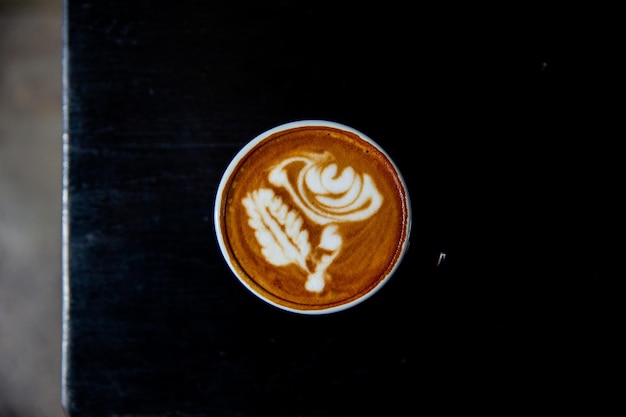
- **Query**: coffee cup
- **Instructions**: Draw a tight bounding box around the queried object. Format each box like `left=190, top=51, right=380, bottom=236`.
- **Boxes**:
left=214, top=120, right=411, bottom=314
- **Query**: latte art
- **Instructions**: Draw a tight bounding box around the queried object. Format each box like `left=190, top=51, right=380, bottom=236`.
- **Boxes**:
left=215, top=121, right=411, bottom=314
left=245, top=151, right=383, bottom=293
left=268, top=151, right=383, bottom=225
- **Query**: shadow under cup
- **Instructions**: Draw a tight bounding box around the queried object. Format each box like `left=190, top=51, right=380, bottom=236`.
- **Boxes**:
left=215, top=120, right=411, bottom=314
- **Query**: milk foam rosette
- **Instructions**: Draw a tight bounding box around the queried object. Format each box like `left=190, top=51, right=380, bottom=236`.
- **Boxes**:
left=267, top=150, right=383, bottom=226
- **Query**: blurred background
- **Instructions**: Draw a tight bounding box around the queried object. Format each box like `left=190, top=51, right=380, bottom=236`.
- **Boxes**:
left=1, top=0, right=64, bottom=416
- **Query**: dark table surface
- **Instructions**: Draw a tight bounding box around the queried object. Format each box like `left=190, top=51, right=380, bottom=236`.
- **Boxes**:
left=62, top=1, right=617, bottom=416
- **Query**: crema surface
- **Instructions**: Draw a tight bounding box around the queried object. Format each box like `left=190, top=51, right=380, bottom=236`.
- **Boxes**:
left=217, top=124, right=410, bottom=312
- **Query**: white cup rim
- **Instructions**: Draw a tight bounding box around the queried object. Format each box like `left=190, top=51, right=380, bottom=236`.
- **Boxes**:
left=214, top=120, right=411, bottom=315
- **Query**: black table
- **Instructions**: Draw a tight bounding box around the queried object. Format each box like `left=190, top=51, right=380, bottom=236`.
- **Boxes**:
left=62, top=1, right=614, bottom=416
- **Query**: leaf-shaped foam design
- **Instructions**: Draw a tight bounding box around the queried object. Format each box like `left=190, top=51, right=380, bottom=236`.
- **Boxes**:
left=242, top=188, right=311, bottom=272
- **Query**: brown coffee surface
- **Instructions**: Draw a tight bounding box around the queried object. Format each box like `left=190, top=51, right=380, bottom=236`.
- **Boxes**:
left=218, top=125, right=410, bottom=312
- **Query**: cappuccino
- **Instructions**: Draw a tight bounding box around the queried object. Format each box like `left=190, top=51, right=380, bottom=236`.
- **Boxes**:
left=215, top=120, right=411, bottom=314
